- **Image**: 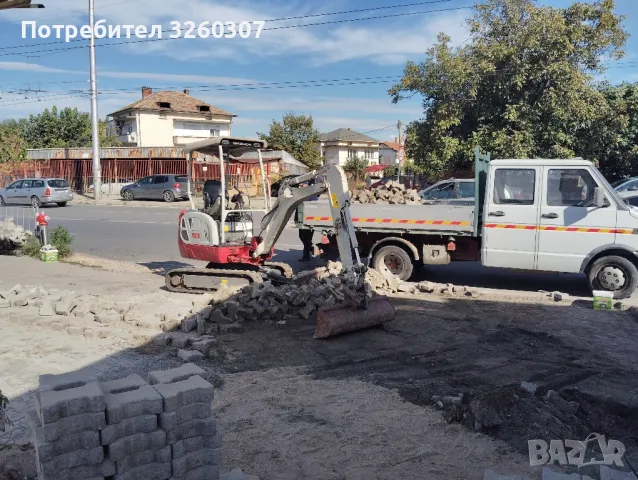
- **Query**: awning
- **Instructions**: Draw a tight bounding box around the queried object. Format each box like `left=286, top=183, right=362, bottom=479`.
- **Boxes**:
left=365, top=164, right=387, bottom=173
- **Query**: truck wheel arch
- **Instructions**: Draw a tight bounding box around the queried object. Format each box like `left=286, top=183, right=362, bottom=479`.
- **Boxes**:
left=580, top=244, right=638, bottom=274
left=368, top=237, right=419, bottom=264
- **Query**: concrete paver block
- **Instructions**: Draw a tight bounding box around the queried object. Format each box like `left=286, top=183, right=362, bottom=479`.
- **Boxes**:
left=40, top=445, right=104, bottom=476
left=54, top=297, right=78, bottom=315
left=182, top=316, right=198, bottom=333
left=158, top=402, right=212, bottom=431
left=170, top=334, right=193, bottom=349
left=115, top=445, right=171, bottom=473
left=600, top=466, right=638, bottom=480
left=148, top=363, right=205, bottom=385
left=38, top=380, right=105, bottom=424
left=39, top=370, right=98, bottom=392
left=192, top=338, right=216, bottom=354
left=113, top=461, right=172, bottom=480
left=104, top=384, right=163, bottom=425
left=42, top=459, right=115, bottom=480
left=101, top=374, right=147, bottom=394
left=0, top=299, right=10, bottom=308
left=165, top=417, right=217, bottom=444
left=178, top=349, right=204, bottom=362
left=34, top=424, right=100, bottom=462
left=107, top=429, right=167, bottom=462
left=171, top=431, right=221, bottom=459
left=169, top=464, right=220, bottom=480
left=153, top=375, right=213, bottom=412
left=27, top=406, right=105, bottom=442
left=171, top=448, right=221, bottom=479
left=153, top=334, right=172, bottom=346
left=100, top=414, right=158, bottom=445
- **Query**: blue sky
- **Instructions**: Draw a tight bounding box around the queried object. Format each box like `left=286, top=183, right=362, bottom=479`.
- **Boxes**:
left=0, top=0, right=636, bottom=141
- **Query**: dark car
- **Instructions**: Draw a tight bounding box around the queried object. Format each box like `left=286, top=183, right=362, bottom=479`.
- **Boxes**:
left=120, top=174, right=188, bottom=202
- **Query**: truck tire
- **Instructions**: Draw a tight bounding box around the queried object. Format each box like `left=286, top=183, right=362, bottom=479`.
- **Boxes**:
left=372, top=245, right=414, bottom=281
left=587, top=255, right=638, bottom=300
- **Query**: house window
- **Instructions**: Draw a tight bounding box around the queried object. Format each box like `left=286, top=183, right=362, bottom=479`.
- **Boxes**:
left=198, top=106, right=210, bottom=112
left=210, top=129, right=220, bottom=137
left=158, top=102, right=171, bottom=109
left=365, top=150, right=374, bottom=160
left=347, top=149, right=357, bottom=158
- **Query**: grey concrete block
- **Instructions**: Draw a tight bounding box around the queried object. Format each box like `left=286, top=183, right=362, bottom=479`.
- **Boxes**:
left=115, top=445, right=171, bottom=473
left=107, top=430, right=167, bottom=462
left=28, top=406, right=106, bottom=442
left=55, top=297, right=78, bottom=315
left=38, top=380, right=105, bottom=424
left=153, top=375, right=213, bottom=413
left=541, top=468, right=583, bottom=479
left=600, top=466, right=638, bottom=480
left=192, top=338, right=215, bottom=354
left=39, top=370, right=98, bottom=392
left=33, top=423, right=100, bottom=462
left=104, top=385, right=163, bottom=425
left=158, top=402, right=212, bottom=431
left=148, top=363, right=206, bottom=385
left=169, top=333, right=194, bottom=348
left=101, top=374, right=148, bottom=394
left=153, top=334, right=172, bottom=346
left=100, top=414, right=158, bottom=445
left=171, top=431, right=221, bottom=459
left=182, top=316, right=198, bottom=333
left=42, top=459, right=115, bottom=480
left=178, top=349, right=204, bottom=362
left=171, top=448, right=221, bottom=478
left=166, top=417, right=217, bottom=444
left=170, top=464, right=220, bottom=480
left=113, top=461, right=172, bottom=480
left=40, top=445, right=104, bottom=476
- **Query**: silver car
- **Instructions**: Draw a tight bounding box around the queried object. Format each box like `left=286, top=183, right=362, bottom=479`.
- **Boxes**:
left=120, top=174, right=189, bottom=202
left=0, top=178, right=73, bottom=207
left=419, top=178, right=476, bottom=205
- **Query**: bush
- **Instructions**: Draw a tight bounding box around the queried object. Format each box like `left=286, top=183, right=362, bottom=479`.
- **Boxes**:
left=19, top=234, right=42, bottom=258
left=50, top=225, right=72, bottom=258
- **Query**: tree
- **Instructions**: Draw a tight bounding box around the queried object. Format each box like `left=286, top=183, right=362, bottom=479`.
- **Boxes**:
left=389, top=0, right=628, bottom=177
left=257, top=113, right=321, bottom=168
left=20, top=106, right=121, bottom=149
left=0, top=120, right=26, bottom=163
left=343, top=155, right=368, bottom=182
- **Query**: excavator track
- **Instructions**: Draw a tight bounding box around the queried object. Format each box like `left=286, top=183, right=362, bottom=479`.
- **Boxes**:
left=263, top=261, right=294, bottom=279
left=165, top=267, right=263, bottom=294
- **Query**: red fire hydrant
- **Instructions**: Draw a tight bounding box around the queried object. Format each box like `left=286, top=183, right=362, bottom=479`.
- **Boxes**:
left=36, top=212, right=50, bottom=245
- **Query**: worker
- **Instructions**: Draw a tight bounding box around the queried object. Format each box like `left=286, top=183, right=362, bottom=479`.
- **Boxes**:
left=299, top=178, right=319, bottom=262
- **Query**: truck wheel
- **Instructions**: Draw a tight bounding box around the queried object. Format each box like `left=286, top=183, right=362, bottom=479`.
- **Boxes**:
left=372, top=245, right=414, bottom=281
left=587, top=255, right=638, bottom=300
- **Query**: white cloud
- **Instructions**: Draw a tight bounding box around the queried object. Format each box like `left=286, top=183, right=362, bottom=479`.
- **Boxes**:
left=0, top=61, right=78, bottom=74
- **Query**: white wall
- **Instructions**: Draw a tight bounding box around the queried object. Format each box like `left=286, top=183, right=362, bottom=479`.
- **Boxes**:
left=137, top=112, right=232, bottom=147
left=321, top=144, right=379, bottom=166
left=173, top=120, right=229, bottom=138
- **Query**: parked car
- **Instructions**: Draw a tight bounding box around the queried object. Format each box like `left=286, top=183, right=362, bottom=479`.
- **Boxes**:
left=419, top=178, right=476, bottom=204
left=611, top=177, right=638, bottom=192
left=617, top=190, right=638, bottom=207
left=0, top=178, right=73, bottom=207
left=120, top=174, right=188, bottom=202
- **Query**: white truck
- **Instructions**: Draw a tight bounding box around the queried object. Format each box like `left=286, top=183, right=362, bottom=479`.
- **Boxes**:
left=297, top=148, right=638, bottom=299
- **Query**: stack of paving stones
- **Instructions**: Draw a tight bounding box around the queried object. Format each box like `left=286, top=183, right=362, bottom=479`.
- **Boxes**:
left=28, top=363, right=220, bottom=480
left=351, top=181, right=425, bottom=205
left=149, top=363, right=221, bottom=480
left=0, top=218, right=31, bottom=255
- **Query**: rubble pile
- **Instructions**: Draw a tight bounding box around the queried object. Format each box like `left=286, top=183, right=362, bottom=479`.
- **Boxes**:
left=351, top=181, right=425, bottom=205
left=27, top=364, right=225, bottom=480
left=0, top=218, right=31, bottom=255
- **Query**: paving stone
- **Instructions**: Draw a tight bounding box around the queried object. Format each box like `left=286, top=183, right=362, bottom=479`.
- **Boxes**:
left=171, top=334, right=194, bottom=349
left=39, top=303, right=55, bottom=316
left=40, top=445, right=104, bottom=476
left=170, top=431, right=221, bottom=459
left=169, top=463, right=220, bottom=480
left=600, top=466, right=638, bottom=480
left=171, top=448, right=221, bottom=479
left=178, top=349, right=204, bottom=362
left=159, top=402, right=212, bottom=431
left=153, top=375, right=213, bottom=412
left=107, top=429, right=167, bottom=462
left=165, top=417, right=217, bottom=444
left=153, top=334, right=172, bottom=346
left=0, top=299, right=10, bottom=308
left=42, top=459, right=115, bottom=480
left=192, top=338, right=216, bottom=354
left=29, top=410, right=100, bottom=461
left=181, top=316, right=198, bottom=333
left=54, top=297, right=78, bottom=316
left=100, top=414, right=158, bottom=445
left=38, top=380, right=105, bottom=424
left=196, top=315, right=207, bottom=335
left=104, top=385, right=163, bottom=425
left=113, top=461, right=172, bottom=480
left=27, top=406, right=105, bottom=442
left=101, top=374, right=147, bottom=394
left=148, top=363, right=206, bottom=385
left=115, top=445, right=171, bottom=473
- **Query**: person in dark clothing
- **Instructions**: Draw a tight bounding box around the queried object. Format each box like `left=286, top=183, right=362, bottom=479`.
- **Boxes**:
left=298, top=178, right=319, bottom=262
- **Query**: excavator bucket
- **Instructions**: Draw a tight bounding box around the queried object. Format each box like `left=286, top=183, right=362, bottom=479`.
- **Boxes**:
left=314, top=296, right=395, bottom=339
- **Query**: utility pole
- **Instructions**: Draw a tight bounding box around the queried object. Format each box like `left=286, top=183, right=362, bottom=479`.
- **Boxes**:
left=89, top=0, right=101, bottom=200
left=396, top=120, right=402, bottom=181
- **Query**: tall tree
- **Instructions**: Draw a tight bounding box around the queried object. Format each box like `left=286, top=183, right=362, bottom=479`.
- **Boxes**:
left=389, top=0, right=628, bottom=178
left=257, top=113, right=321, bottom=168
left=0, top=121, right=26, bottom=163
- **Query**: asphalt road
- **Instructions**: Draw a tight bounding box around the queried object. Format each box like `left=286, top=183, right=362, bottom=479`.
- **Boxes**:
left=0, top=202, right=596, bottom=298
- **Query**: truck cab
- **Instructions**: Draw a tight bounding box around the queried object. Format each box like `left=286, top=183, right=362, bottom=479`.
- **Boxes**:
left=481, top=157, right=638, bottom=298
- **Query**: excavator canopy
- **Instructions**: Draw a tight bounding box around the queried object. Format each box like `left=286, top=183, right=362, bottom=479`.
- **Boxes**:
left=183, top=137, right=268, bottom=160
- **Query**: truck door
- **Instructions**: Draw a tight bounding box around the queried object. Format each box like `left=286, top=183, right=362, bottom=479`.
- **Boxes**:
left=536, top=167, right=617, bottom=273
left=482, top=166, right=540, bottom=269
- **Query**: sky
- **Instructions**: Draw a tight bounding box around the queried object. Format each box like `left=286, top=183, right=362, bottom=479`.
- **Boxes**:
left=0, top=0, right=636, bottom=142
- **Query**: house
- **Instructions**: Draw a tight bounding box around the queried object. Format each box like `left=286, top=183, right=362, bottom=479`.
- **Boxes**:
left=318, top=128, right=379, bottom=166
left=107, top=87, right=235, bottom=147
left=379, top=139, right=401, bottom=165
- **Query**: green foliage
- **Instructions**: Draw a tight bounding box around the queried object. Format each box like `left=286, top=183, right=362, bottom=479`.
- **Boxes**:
left=19, top=234, right=42, bottom=258
left=50, top=225, right=73, bottom=258
left=344, top=156, right=369, bottom=182
left=19, top=106, right=121, bottom=149
left=257, top=113, right=322, bottom=168
left=383, top=165, right=398, bottom=177
left=0, top=121, right=26, bottom=163
left=389, top=0, right=629, bottom=176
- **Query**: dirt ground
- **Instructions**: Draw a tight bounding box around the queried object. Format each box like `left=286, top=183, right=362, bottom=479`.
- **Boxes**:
left=1, top=256, right=637, bottom=479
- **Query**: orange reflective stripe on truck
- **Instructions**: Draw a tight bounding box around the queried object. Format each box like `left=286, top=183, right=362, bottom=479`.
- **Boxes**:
left=484, top=224, right=635, bottom=234
left=304, top=216, right=471, bottom=226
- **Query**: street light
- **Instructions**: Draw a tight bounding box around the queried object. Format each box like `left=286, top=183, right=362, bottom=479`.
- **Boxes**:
left=0, top=0, right=44, bottom=9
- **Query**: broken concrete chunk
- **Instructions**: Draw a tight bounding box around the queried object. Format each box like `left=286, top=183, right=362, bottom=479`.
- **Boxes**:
left=178, top=349, right=204, bottom=362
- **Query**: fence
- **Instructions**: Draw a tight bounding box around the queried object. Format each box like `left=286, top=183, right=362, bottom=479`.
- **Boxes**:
left=0, top=204, right=37, bottom=234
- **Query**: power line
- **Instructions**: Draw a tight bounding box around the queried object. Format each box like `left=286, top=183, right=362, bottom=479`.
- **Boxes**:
left=0, top=93, right=87, bottom=107
left=0, top=5, right=473, bottom=58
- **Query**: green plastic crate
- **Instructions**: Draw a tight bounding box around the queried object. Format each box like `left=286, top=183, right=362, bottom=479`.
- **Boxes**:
left=40, top=248, right=58, bottom=263
left=592, top=290, right=613, bottom=310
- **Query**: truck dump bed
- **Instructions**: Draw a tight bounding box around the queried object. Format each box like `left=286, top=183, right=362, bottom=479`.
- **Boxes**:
left=299, top=200, right=476, bottom=236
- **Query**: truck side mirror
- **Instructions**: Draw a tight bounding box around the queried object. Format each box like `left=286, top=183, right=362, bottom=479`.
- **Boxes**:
left=594, top=187, right=605, bottom=208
